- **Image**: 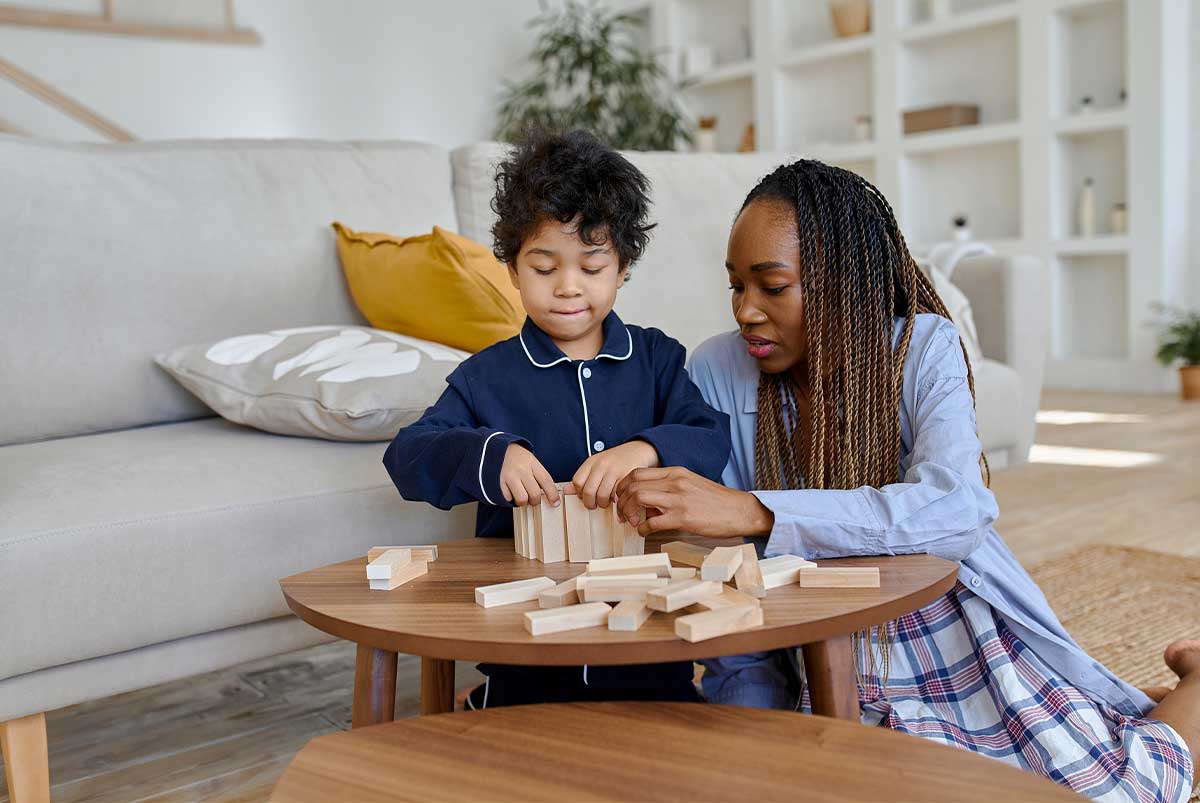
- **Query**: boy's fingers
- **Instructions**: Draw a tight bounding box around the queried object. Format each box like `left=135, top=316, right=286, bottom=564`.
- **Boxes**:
left=581, top=472, right=604, bottom=510
left=595, top=473, right=618, bottom=510
left=500, top=478, right=513, bottom=503
left=520, top=474, right=543, bottom=506
left=533, top=464, right=560, bottom=507
left=507, top=479, right=528, bottom=506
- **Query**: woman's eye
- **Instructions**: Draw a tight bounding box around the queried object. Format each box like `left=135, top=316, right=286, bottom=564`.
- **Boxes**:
left=728, top=285, right=744, bottom=293
left=763, top=286, right=788, bottom=296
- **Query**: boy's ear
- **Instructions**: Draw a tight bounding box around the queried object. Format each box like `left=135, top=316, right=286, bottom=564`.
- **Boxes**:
left=507, top=262, right=520, bottom=290
left=616, top=264, right=630, bottom=289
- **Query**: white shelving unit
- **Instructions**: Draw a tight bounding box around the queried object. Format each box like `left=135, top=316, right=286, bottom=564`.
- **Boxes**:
left=638, top=0, right=1190, bottom=392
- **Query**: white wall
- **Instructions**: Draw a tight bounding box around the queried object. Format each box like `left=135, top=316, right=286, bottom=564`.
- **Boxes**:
left=0, top=0, right=542, bottom=146
left=1191, top=0, right=1200, bottom=309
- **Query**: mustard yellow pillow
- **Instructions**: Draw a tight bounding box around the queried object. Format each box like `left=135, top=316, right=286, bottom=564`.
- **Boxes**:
left=332, top=223, right=525, bottom=353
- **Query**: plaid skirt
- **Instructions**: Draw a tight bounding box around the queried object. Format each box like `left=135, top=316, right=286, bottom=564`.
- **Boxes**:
left=799, top=582, right=1194, bottom=803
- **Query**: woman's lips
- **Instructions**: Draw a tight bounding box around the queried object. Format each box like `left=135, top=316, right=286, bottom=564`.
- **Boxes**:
left=743, top=334, right=776, bottom=359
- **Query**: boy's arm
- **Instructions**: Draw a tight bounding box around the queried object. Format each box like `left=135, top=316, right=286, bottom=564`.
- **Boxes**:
left=382, top=372, right=531, bottom=509
left=631, top=337, right=732, bottom=482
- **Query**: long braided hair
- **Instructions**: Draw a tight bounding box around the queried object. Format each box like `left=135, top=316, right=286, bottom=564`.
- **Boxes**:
left=742, top=160, right=989, bottom=685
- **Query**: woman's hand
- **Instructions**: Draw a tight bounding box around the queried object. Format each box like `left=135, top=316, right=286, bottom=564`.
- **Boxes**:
left=500, top=443, right=560, bottom=507
left=571, top=440, right=660, bottom=509
left=613, top=466, right=775, bottom=538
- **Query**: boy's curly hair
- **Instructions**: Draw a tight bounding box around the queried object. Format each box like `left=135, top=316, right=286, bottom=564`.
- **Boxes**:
left=491, top=129, right=655, bottom=270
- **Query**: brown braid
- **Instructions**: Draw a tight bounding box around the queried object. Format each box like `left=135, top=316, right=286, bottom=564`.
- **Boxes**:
left=740, top=160, right=991, bottom=686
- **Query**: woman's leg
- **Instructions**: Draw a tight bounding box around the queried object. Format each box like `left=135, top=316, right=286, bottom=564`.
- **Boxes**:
left=1148, top=639, right=1200, bottom=769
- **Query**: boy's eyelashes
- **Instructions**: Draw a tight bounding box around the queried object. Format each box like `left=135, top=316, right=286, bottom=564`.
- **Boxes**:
left=530, top=266, right=607, bottom=276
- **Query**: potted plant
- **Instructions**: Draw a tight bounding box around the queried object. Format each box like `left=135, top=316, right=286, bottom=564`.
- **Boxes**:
left=495, top=1, right=691, bottom=151
left=1151, top=303, right=1200, bottom=400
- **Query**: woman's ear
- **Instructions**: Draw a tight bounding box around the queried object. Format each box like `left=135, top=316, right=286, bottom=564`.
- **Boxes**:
left=507, top=262, right=520, bottom=290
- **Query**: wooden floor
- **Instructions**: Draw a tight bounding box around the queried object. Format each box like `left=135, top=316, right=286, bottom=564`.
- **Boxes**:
left=1, top=390, right=1196, bottom=803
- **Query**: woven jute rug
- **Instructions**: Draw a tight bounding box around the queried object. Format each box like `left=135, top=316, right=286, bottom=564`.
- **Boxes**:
left=1029, top=545, right=1200, bottom=690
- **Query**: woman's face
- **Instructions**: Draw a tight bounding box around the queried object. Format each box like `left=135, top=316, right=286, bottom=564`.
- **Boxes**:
left=726, top=198, right=807, bottom=375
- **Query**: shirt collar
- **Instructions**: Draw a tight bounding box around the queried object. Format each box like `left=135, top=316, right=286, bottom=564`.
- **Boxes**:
left=518, top=310, right=633, bottom=368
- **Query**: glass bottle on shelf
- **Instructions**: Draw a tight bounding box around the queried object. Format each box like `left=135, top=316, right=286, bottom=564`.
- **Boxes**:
left=1077, top=178, right=1096, bottom=237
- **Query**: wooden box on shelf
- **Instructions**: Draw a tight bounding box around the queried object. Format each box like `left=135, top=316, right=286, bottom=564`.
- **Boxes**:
left=903, top=104, right=979, bottom=135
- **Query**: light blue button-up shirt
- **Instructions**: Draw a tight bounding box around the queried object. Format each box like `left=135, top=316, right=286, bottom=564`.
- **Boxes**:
left=686, top=313, right=1153, bottom=717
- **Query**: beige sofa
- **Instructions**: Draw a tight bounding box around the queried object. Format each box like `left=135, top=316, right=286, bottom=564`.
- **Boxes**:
left=0, top=135, right=1048, bottom=789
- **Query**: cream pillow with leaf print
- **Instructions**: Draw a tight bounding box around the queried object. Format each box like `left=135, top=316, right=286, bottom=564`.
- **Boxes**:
left=156, top=326, right=468, bottom=441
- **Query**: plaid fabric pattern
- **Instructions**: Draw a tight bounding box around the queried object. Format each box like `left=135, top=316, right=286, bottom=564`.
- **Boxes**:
left=802, top=583, right=1194, bottom=803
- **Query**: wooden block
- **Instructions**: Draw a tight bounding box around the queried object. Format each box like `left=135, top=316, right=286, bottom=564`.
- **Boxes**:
left=538, top=576, right=581, bottom=609
left=609, top=505, right=623, bottom=558
left=563, top=487, right=593, bottom=563
left=645, top=578, right=723, bottom=612
left=799, top=567, right=881, bottom=588
left=367, top=560, right=428, bottom=590
left=759, top=555, right=816, bottom=589
left=475, top=576, right=557, bottom=608
left=368, top=545, right=438, bottom=563
left=661, top=541, right=712, bottom=568
left=695, top=587, right=761, bottom=611
left=538, top=499, right=567, bottom=563
left=622, top=530, right=645, bottom=556
left=675, top=603, right=763, bottom=643
left=586, top=504, right=614, bottom=559
left=586, top=553, right=672, bottom=578
left=579, top=576, right=668, bottom=603
left=733, top=542, right=766, bottom=598
left=523, top=505, right=537, bottom=559
left=608, top=600, right=653, bottom=631
left=528, top=504, right=543, bottom=562
left=512, top=507, right=526, bottom=557
left=524, top=602, right=612, bottom=636
left=365, top=548, right=411, bottom=580
left=669, top=567, right=697, bottom=580
left=700, top=545, right=743, bottom=582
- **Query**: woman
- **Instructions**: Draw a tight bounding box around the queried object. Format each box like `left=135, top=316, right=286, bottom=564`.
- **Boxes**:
left=613, top=160, right=1197, bottom=802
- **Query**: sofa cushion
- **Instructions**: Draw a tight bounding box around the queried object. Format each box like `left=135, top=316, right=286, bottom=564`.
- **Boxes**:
left=0, top=418, right=476, bottom=682
left=972, top=357, right=1021, bottom=455
left=156, top=325, right=468, bottom=441
left=0, top=136, right=459, bottom=446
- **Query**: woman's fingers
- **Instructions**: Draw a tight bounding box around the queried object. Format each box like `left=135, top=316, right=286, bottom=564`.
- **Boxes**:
left=637, top=508, right=683, bottom=536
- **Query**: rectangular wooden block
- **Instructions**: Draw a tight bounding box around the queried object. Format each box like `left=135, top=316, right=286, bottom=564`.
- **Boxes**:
left=366, top=548, right=411, bottom=580
left=529, top=504, right=543, bottom=562
left=512, top=507, right=526, bottom=558
left=645, top=578, right=723, bottom=612
left=733, top=542, right=766, bottom=598
left=538, top=500, right=568, bottom=563
left=799, top=567, right=881, bottom=588
left=538, top=576, right=581, bottom=609
left=524, top=602, right=612, bottom=636
left=675, top=603, right=763, bottom=643
left=586, top=553, right=672, bottom=578
left=759, top=555, right=816, bottom=589
left=695, top=587, right=761, bottom=611
left=700, top=545, right=743, bottom=582
left=563, top=490, right=593, bottom=563
left=579, top=576, right=668, bottom=603
left=661, top=541, right=712, bottom=568
left=475, top=576, right=557, bottom=608
left=588, top=505, right=614, bottom=559
left=608, top=600, right=653, bottom=631
left=368, top=545, right=438, bottom=563
left=622, top=531, right=646, bottom=557
left=608, top=505, right=624, bottom=558
left=669, top=567, right=697, bottom=580
left=367, top=560, right=428, bottom=591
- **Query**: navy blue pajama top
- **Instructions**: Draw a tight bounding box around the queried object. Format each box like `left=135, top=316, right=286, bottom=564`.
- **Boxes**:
left=383, top=311, right=732, bottom=537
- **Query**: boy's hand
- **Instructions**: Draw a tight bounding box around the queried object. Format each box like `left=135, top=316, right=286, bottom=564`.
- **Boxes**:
left=500, top=443, right=560, bottom=507
left=571, top=440, right=659, bottom=510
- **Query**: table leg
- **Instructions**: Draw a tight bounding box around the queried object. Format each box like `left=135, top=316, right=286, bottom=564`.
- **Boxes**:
left=421, top=657, right=456, bottom=715
left=351, top=645, right=397, bottom=728
left=802, top=635, right=860, bottom=720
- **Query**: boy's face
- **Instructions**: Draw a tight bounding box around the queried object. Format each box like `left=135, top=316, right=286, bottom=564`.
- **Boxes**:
left=508, top=217, right=628, bottom=351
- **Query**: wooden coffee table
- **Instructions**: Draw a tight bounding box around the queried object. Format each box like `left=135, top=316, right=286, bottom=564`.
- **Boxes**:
left=269, top=702, right=1087, bottom=802
left=279, top=536, right=957, bottom=724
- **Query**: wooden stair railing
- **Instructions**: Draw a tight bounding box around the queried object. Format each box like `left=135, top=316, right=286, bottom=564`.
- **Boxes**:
left=0, top=55, right=135, bottom=141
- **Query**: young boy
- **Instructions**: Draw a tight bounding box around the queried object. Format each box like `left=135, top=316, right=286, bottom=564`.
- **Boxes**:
left=382, top=129, right=731, bottom=706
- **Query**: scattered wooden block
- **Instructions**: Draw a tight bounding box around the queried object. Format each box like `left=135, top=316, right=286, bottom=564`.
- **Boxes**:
left=586, top=553, right=672, bottom=578
left=538, top=576, right=582, bottom=609
left=367, top=560, right=428, bottom=591
left=799, top=567, right=880, bottom=588
left=579, top=576, right=668, bottom=603
left=608, top=600, right=653, bottom=631
left=562, top=485, right=593, bottom=563
left=733, top=543, right=766, bottom=598
left=475, top=576, right=557, bottom=608
left=669, top=567, right=697, bottom=580
left=365, top=548, right=411, bottom=580
left=368, top=545, right=438, bottom=563
left=675, top=603, right=763, bottom=643
left=645, top=578, right=723, bottom=612
left=700, top=545, right=743, bottom=582
left=695, top=587, right=761, bottom=611
left=524, top=602, right=612, bottom=636
left=661, top=541, right=712, bottom=568
left=538, top=499, right=567, bottom=563
left=759, top=554, right=816, bottom=589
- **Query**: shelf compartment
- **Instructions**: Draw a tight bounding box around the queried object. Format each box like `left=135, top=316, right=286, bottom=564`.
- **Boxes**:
left=670, top=0, right=754, bottom=74
left=1053, top=254, right=1128, bottom=360
left=777, top=50, right=873, bottom=152
left=900, top=140, right=1021, bottom=243
left=900, top=2, right=1017, bottom=42
left=1050, top=0, right=1126, bottom=117
left=680, top=75, right=755, bottom=154
left=1053, top=237, right=1130, bottom=255
left=685, top=60, right=755, bottom=90
left=1050, top=127, right=1127, bottom=239
left=900, top=121, right=1019, bottom=154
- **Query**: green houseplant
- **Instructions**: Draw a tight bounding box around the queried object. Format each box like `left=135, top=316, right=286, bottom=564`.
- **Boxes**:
left=495, top=1, right=690, bottom=151
left=1151, top=303, right=1200, bottom=400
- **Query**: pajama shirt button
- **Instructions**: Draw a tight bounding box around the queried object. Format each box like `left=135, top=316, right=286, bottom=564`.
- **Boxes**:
left=970, top=576, right=982, bottom=588
left=582, top=367, right=592, bottom=378
left=593, top=440, right=605, bottom=451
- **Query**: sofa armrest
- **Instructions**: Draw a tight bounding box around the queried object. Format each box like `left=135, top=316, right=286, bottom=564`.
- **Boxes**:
left=952, top=255, right=1050, bottom=466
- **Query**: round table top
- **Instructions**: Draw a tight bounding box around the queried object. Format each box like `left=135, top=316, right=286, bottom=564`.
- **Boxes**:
left=269, top=702, right=1087, bottom=803
left=279, top=536, right=958, bottom=665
